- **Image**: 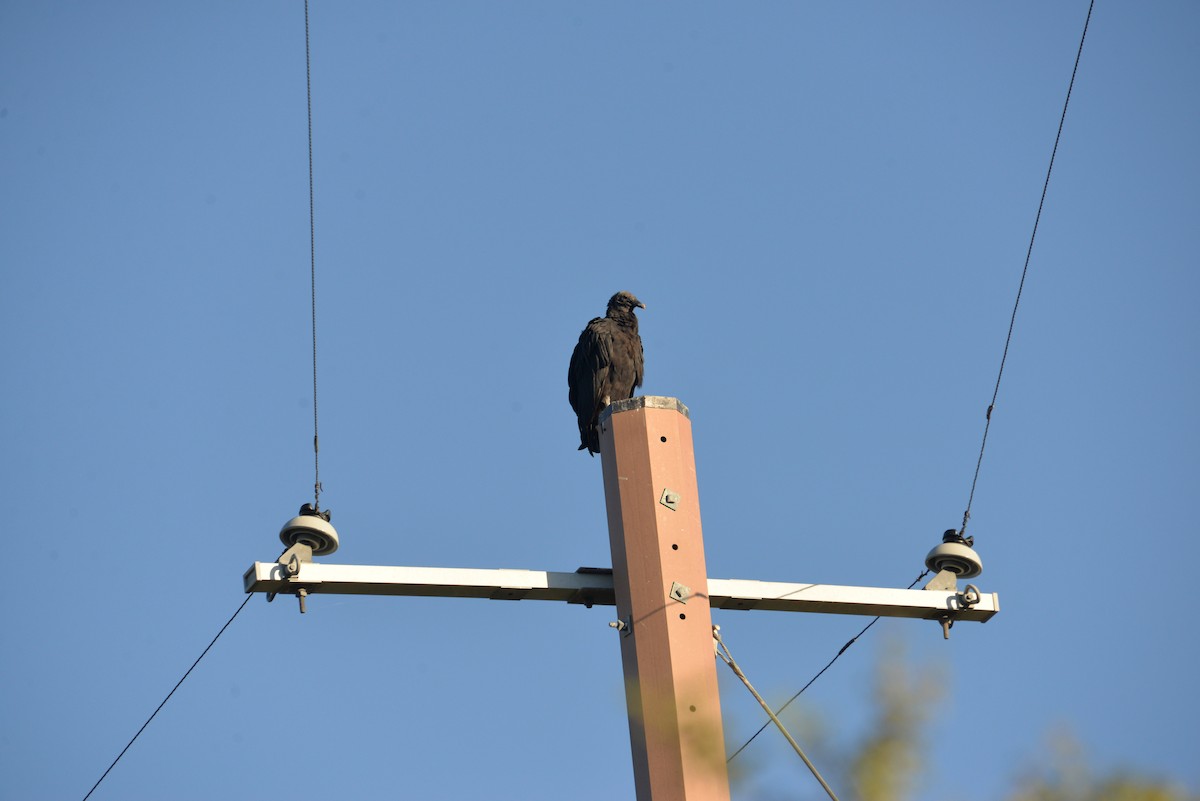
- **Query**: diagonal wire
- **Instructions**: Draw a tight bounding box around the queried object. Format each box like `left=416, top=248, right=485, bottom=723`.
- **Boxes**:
left=726, top=569, right=929, bottom=764
left=960, top=0, right=1095, bottom=537
left=80, top=593, right=254, bottom=801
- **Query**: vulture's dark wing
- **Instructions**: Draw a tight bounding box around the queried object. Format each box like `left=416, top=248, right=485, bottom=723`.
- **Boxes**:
left=632, top=335, right=644, bottom=393
left=568, top=316, right=617, bottom=454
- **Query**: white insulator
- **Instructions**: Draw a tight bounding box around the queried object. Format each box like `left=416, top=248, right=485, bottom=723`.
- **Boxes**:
left=924, top=540, right=982, bottom=579
left=279, top=514, right=340, bottom=556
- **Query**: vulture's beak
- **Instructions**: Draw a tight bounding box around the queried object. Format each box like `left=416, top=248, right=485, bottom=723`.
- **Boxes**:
left=637, top=300, right=646, bottom=310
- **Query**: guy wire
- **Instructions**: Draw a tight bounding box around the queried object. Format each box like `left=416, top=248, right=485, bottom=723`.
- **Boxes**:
left=715, top=627, right=841, bottom=801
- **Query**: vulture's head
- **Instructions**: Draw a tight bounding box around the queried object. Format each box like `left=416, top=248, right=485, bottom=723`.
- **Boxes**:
left=607, top=291, right=646, bottom=316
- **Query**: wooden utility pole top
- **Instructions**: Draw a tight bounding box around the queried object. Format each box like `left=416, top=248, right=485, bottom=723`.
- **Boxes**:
left=599, top=397, right=730, bottom=801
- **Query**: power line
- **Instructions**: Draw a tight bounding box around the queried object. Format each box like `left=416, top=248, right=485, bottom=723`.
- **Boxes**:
left=305, top=0, right=323, bottom=512
left=80, top=593, right=254, bottom=801
left=960, top=0, right=1095, bottom=538
left=728, top=2, right=1096, bottom=759
left=727, top=569, right=929, bottom=764
left=86, top=7, right=324, bottom=797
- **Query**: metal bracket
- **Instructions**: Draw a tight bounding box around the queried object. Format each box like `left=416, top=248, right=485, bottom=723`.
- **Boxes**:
left=923, top=568, right=959, bottom=592
left=669, top=581, right=691, bottom=604
left=279, top=541, right=314, bottom=578
left=659, top=488, right=680, bottom=511
left=935, top=585, right=983, bottom=639
left=269, top=541, right=314, bottom=613
left=609, top=618, right=631, bottom=636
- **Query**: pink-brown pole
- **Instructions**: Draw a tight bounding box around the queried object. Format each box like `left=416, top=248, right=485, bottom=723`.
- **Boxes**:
left=599, top=397, right=731, bottom=801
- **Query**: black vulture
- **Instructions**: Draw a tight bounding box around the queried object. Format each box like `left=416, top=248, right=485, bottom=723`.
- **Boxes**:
left=568, top=291, right=645, bottom=456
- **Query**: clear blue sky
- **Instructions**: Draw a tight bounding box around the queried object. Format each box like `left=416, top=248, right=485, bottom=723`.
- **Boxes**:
left=2, top=2, right=1197, bottom=799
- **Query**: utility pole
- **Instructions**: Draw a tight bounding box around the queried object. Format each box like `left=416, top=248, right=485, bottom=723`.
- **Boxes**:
left=599, top=396, right=729, bottom=800
left=245, top=396, right=996, bottom=800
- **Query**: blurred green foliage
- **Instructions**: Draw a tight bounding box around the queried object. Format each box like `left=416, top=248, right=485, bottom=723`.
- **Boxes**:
left=727, top=638, right=1196, bottom=801
left=841, top=642, right=1198, bottom=801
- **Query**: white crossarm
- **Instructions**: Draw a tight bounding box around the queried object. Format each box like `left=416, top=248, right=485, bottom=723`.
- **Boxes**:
left=243, top=561, right=998, bottom=622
